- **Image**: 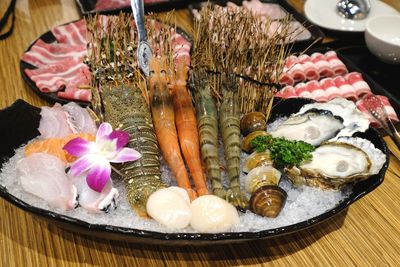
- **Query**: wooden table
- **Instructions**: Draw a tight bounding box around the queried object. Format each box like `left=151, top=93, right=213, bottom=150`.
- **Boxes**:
left=1, top=0, right=400, bottom=266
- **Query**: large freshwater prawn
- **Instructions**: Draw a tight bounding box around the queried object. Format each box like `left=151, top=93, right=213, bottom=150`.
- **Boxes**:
left=148, top=57, right=197, bottom=200
left=171, top=60, right=209, bottom=197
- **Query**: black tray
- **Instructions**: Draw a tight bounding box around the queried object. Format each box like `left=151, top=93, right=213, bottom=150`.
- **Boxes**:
left=20, top=19, right=192, bottom=108
left=76, top=0, right=191, bottom=15
left=188, top=0, right=325, bottom=52
left=0, top=98, right=389, bottom=245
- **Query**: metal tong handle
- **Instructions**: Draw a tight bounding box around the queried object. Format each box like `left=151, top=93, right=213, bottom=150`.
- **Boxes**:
left=131, top=0, right=147, bottom=42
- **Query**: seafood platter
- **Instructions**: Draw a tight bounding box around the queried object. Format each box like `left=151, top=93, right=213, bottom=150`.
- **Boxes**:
left=76, top=0, right=190, bottom=15
left=1, top=6, right=395, bottom=244
left=188, top=0, right=325, bottom=51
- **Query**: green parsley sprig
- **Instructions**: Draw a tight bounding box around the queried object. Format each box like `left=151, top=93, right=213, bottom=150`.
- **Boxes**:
left=251, top=135, right=315, bottom=168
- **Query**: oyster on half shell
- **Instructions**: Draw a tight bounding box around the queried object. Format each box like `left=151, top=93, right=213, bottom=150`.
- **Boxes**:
left=285, top=137, right=386, bottom=189
left=270, top=110, right=344, bottom=146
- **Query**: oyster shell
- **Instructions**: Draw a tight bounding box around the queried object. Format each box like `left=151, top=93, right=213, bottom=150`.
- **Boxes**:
left=296, top=98, right=370, bottom=139
left=243, top=151, right=273, bottom=173
left=285, top=137, right=386, bottom=189
left=270, top=110, right=344, bottom=146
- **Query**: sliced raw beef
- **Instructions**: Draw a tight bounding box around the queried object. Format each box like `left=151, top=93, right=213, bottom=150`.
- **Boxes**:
left=320, top=77, right=340, bottom=100
left=294, top=82, right=311, bottom=98
left=306, top=80, right=327, bottom=102
left=310, top=52, right=334, bottom=78
left=21, top=39, right=87, bottom=68
left=298, top=54, right=319, bottom=81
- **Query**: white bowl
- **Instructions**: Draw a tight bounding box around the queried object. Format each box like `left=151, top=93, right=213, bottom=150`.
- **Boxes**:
left=365, top=15, right=400, bottom=64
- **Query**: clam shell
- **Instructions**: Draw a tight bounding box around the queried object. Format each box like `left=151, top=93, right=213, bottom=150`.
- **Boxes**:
left=241, top=130, right=269, bottom=153
left=240, top=112, right=266, bottom=136
left=249, top=185, right=287, bottom=218
left=244, top=165, right=281, bottom=193
left=243, top=151, right=273, bottom=174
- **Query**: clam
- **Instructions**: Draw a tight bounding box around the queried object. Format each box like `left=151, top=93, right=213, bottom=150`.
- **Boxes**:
left=243, top=150, right=273, bottom=174
left=241, top=130, right=269, bottom=153
left=244, top=165, right=287, bottom=218
left=244, top=165, right=281, bottom=193
left=240, top=112, right=266, bottom=136
left=249, top=185, right=287, bottom=218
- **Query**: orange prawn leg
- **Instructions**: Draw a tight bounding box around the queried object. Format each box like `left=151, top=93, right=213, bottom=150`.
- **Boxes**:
left=172, top=60, right=209, bottom=196
left=148, top=58, right=197, bottom=201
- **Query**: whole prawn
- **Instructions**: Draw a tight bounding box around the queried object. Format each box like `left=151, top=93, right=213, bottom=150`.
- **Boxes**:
left=190, top=69, right=226, bottom=199
left=220, top=73, right=248, bottom=210
left=172, top=60, right=209, bottom=196
left=148, top=57, right=197, bottom=201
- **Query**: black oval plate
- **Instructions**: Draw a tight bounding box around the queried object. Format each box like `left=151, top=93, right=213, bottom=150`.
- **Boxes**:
left=0, top=98, right=389, bottom=245
left=20, top=19, right=192, bottom=108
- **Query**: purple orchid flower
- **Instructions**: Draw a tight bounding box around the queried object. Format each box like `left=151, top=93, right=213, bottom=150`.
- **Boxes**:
left=63, top=122, right=141, bottom=192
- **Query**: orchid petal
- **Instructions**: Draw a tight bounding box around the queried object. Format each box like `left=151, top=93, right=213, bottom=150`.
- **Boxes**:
left=86, top=161, right=111, bottom=192
left=96, top=122, right=113, bottom=141
left=69, top=154, right=98, bottom=176
left=109, top=130, right=130, bottom=150
left=110, top=148, right=141, bottom=163
left=63, top=137, right=93, bottom=157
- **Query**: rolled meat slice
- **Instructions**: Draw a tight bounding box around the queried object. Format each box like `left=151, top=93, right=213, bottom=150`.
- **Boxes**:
left=320, top=77, right=341, bottom=100
left=298, top=54, right=319, bottom=81
left=275, top=85, right=297, bottom=99
left=287, top=62, right=306, bottom=82
left=333, top=76, right=357, bottom=101
left=345, top=72, right=371, bottom=97
left=355, top=99, right=379, bottom=127
left=310, top=52, right=334, bottom=78
left=294, top=82, right=311, bottom=99
left=306, top=80, right=328, bottom=102
left=325, top=51, right=348, bottom=76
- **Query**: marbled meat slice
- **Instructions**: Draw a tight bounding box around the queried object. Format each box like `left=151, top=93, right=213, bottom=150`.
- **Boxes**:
left=21, top=39, right=87, bottom=68
left=24, top=59, right=91, bottom=93
left=51, top=19, right=87, bottom=45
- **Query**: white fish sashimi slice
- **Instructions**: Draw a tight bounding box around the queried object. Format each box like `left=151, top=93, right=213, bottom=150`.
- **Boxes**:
left=68, top=173, right=119, bottom=213
left=16, top=153, right=78, bottom=211
left=62, top=102, right=97, bottom=134
left=38, top=103, right=74, bottom=138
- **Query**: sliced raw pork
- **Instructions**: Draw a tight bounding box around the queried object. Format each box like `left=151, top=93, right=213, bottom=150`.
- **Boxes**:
left=51, top=19, right=87, bottom=46
left=17, top=153, right=78, bottom=211
left=21, top=39, right=87, bottom=68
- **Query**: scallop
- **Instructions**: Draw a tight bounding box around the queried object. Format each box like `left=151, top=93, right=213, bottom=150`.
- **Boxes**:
left=146, top=187, right=192, bottom=229
left=240, top=112, right=266, bottom=136
left=241, top=130, right=269, bottom=153
left=244, top=165, right=281, bottom=193
left=243, top=150, right=273, bottom=173
left=270, top=111, right=344, bottom=146
left=190, top=195, right=239, bottom=233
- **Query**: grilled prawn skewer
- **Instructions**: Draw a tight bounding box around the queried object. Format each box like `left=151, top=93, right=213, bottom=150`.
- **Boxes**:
left=191, top=70, right=226, bottom=199
left=220, top=73, right=248, bottom=210
left=172, top=60, right=209, bottom=196
left=148, top=58, right=197, bottom=200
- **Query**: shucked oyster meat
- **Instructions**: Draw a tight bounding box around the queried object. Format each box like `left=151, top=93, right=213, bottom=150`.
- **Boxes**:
left=270, top=110, right=344, bottom=146
left=285, top=137, right=386, bottom=189
left=270, top=98, right=370, bottom=146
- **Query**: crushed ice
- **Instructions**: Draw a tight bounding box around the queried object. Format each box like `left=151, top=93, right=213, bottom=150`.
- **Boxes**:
left=0, top=139, right=350, bottom=233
